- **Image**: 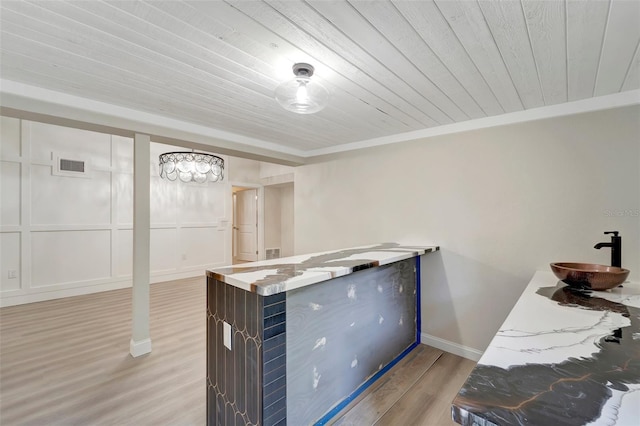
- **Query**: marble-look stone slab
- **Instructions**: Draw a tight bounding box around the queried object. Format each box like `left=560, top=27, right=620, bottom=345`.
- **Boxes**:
left=207, top=243, right=439, bottom=296
left=452, top=271, right=640, bottom=426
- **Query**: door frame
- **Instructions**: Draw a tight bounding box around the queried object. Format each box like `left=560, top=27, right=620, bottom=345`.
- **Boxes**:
left=230, top=182, right=265, bottom=263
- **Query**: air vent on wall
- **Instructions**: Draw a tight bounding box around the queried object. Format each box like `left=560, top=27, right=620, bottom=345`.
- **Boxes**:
left=52, top=152, right=91, bottom=178
left=266, top=248, right=281, bottom=260
left=59, top=158, right=85, bottom=173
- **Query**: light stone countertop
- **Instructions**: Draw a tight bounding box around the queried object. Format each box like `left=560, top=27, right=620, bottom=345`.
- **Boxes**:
left=207, top=243, right=439, bottom=295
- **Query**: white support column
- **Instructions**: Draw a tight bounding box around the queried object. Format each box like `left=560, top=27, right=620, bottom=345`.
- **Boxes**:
left=130, top=133, right=152, bottom=357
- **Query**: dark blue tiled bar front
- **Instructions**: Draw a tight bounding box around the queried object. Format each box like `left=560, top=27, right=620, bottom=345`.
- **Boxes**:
left=207, top=280, right=287, bottom=426
left=206, top=243, right=438, bottom=426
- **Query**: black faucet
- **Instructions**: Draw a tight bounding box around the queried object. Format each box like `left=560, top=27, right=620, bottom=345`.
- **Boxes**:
left=594, top=231, right=622, bottom=268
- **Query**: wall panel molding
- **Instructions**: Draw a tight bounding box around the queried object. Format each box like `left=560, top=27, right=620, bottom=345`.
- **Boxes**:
left=0, top=117, right=231, bottom=306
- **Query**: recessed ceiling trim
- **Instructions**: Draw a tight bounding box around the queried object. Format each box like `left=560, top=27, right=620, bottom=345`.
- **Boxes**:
left=1, top=80, right=638, bottom=163
left=0, top=79, right=304, bottom=164
left=304, top=89, right=640, bottom=158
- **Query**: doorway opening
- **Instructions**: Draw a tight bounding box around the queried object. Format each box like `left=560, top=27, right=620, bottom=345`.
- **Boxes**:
left=232, top=186, right=259, bottom=264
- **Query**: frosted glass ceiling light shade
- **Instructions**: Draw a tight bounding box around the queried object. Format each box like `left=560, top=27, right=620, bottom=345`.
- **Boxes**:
left=159, top=152, right=224, bottom=183
left=275, top=63, right=329, bottom=114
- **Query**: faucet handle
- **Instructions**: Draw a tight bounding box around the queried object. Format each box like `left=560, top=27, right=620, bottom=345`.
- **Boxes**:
left=604, top=231, right=619, bottom=237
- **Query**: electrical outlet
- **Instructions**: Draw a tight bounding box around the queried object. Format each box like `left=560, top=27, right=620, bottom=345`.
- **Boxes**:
left=182, top=253, right=187, bottom=261
left=8, top=270, right=17, bottom=279
left=223, top=321, right=232, bottom=350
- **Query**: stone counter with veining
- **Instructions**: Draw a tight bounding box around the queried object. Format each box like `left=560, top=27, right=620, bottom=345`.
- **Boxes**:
left=206, top=243, right=439, bottom=426
left=207, top=243, right=439, bottom=295
left=452, top=270, right=640, bottom=426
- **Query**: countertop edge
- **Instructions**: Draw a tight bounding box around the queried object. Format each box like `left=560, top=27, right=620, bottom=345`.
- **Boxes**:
left=206, top=244, right=439, bottom=295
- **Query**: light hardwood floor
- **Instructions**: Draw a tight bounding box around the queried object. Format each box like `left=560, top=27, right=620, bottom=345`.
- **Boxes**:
left=0, top=277, right=475, bottom=425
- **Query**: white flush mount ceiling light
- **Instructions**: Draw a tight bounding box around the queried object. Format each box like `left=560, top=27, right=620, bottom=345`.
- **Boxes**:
left=159, top=151, right=224, bottom=183
left=275, top=63, right=329, bottom=114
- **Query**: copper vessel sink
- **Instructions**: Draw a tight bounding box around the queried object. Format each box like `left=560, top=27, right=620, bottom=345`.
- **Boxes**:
left=550, top=262, right=630, bottom=290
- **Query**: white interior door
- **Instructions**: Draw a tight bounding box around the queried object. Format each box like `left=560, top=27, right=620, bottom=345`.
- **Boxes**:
left=236, top=189, right=258, bottom=262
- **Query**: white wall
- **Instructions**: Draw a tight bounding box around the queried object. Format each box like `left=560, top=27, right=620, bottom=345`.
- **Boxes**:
left=260, top=162, right=294, bottom=180
left=280, top=183, right=294, bottom=257
left=0, top=117, right=234, bottom=306
left=264, top=186, right=282, bottom=251
left=294, top=106, right=640, bottom=354
left=261, top=162, right=295, bottom=257
left=264, top=183, right=295, bottom=258
left=228, top=157, right=261, bottom=184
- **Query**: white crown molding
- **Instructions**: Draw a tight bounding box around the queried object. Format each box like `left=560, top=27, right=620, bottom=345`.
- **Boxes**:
left=0, top=79, right=306, bottom=165
left=2, top=79, right=638, bottom=163
left=306, top=90, right=640, bottom=157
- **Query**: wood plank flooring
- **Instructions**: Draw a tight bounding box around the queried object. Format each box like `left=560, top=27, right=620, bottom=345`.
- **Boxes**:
left=0, top=277, right=475, bottom=425
left=331, top=346, right=475, bottom=426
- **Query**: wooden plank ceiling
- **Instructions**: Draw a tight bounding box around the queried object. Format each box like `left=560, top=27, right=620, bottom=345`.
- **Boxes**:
left=1, top=0, right=638, bottom=154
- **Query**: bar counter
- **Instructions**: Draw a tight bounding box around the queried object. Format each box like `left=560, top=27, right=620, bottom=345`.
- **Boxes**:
left=452, top=271, right=640, bottom=426
left=206, top=243, right=439, bottom=425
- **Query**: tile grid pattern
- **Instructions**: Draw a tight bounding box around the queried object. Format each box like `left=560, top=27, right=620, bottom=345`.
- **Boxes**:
left=207, top=278, right=287, bottom=426
left=262, top=292, right=287, bottom=426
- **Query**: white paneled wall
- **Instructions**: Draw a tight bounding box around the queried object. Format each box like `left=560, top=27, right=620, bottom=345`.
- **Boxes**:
left=0, top=117, right=231, bottom=306
left=0, top=232, right=20, bottom=291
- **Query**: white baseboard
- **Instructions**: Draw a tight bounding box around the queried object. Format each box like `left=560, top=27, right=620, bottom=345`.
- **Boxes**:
left=129, top=338, right=152, bottom=357
left=0, top=280, right=133, bottom=307
left=0, top=269, right=211, bottom=307
left=420, top=332, right=483, bottom=362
